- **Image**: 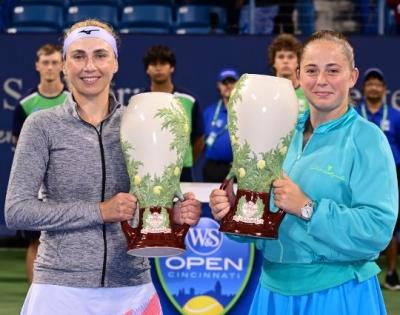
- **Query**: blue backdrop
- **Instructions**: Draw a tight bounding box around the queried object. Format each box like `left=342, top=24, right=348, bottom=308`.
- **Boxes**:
left=0, top=34, right=400, bottom=234
left=1, top=34, right=400, bottom=314
left=1, top=34, right=400, bottom=230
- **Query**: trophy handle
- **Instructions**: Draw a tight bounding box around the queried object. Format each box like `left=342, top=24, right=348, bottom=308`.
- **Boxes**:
left=219, top=177, right=236, bottom=225
left=266, top=184, right=286, bottom=225
left=269, top=207, right=286, bottom=220
left=121, top=220, right=137, bottom=242
left=220, top=177, right=236, bottom=206
left=173, top=192, right=191, bottom=240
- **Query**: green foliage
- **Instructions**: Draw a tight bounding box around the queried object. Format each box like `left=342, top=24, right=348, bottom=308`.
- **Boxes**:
left=121, top=140, right=143, bottom=194
left=122, top=100, right=190, bottom=208
left=143, top=208, right=151, bottom=228
left=226, top=73, right=294, bottom=192
left=154, top=98, right=190, bottom=166
left=255, top=198, right=264, bottom=218
left=228, top=74, right=248, bottom=137
left=236, top=195, right=247, bottom=217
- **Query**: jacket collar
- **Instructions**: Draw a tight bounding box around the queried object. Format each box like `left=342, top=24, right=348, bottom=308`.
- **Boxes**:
left=296, top=106, right=357, bottom=134
left=65, top=92, right=121, bottom=122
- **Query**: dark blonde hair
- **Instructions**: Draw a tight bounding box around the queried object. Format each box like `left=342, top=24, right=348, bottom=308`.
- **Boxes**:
left=301, top=30, right=355, bottom=69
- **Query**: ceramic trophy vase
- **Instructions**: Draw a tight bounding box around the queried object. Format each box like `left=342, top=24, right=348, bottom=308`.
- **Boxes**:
left=219, top=74, right=298, bottom=238
left=120, top=92, right=191, bottom=257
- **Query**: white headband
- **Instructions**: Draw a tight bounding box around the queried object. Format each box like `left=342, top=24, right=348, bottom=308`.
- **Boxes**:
left=63, top=26, right=118, bottom=58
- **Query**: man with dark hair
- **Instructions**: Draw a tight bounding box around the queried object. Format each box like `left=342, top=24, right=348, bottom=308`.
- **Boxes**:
left=267, top=33, right=309, bottom=114
left=141, top=44, right=204, bottom=182
left=356, top=68, right=400, bottom=290
left=13, top=43, right=67, bottom=284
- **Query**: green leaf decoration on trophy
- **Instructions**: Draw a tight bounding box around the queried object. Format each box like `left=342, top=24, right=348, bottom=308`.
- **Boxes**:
left=235, top=196, right=247, bottom=217
left=227, top=74, right=294, bottom=192
left=122, top=97, right=189, bottom=208
left=141, top=208, right=151, bottom=233
left=233, top=195, right=264, bottom=225
left=141, top=207, right=172, bottom=234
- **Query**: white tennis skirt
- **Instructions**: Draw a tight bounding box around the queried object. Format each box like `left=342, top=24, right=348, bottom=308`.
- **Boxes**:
left=21, top=282, right=162, bottom=315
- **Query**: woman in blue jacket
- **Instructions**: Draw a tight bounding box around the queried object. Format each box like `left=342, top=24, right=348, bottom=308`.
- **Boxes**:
left=209, top=30, right=398, bottom=314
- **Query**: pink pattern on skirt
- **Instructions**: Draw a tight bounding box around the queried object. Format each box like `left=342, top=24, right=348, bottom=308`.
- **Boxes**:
left=123, top=294, right=161, bottom=315
left=142, top=294, right=162, bottom=315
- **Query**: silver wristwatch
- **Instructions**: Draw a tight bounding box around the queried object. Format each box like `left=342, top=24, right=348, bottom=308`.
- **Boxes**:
left=300, top=200, right=314, bottom=220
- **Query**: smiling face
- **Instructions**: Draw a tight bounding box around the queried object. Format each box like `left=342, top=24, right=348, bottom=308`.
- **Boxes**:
left=299, top=40, right=358, bottom=121
left=63, top=37, right=118, bottom=100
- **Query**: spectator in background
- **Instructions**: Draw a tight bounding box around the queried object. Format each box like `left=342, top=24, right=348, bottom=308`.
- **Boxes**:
left=387, top=0, right=400, bottom=34
left=268, top=33, right=309, bottom=114
left=141, top=44, right=204, bottom=182
left=210, top=30, right=397, bottom=315
left=355, top=68, right=400, bottom=290
left=12, top=43, right=68, bottom=285
left=203, top=69, right=238, bottom=182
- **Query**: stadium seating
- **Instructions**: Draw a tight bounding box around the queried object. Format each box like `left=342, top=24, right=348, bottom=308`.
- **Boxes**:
left=65, top=4, right=119, bottom=29
left=7, top=4, right=63, bottom=32
left=68, top=0, right=120, bottom=4
left=7, top=26, right=61, bottom=33
left=175, top=26, right=224, bottom=34
left=16, top=0, right=65, bottom=4
left=176, top=5, right=227, bottom=29
left=122, top=0, right=174, bottom=5
left=119, top=5, right=172, bottom=33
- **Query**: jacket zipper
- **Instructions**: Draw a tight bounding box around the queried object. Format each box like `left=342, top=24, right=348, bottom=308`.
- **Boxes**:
left=287, top=132, right=314, bottom=176
left=75, top=101, right=118, bottom=287
left=93, top=122, right=107, bottom=287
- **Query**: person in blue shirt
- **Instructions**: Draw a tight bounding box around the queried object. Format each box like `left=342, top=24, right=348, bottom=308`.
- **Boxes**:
left=202, top=68, right=238, bottom=182
left=209, top=30, right=398, bottom=314
left=355, top=68, right=400, bottom=290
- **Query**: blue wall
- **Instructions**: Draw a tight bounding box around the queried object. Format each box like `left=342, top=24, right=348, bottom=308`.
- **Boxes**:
left=1, top=34, right=400, bottom=314
left=1, top=34, right=400, bottom=230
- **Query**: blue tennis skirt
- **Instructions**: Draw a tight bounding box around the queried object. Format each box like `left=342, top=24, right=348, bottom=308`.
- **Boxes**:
left=249, top=276, right=386, bottom=315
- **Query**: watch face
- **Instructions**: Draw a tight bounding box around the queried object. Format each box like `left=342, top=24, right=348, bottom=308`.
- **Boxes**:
left=301, top=203, right=313, bottom=220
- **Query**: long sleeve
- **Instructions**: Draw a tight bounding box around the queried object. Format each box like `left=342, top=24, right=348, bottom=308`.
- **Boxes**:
left=307, top=126, right=398, bottom=260
left=5, top=112, right=103, bottom=231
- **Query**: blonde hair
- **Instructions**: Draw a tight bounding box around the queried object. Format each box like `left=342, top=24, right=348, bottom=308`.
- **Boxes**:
left=301, top=30, right=355, bottom=69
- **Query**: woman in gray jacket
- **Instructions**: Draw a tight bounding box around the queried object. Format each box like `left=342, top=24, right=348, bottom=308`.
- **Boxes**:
left=5, top=19, right=201, bottom=315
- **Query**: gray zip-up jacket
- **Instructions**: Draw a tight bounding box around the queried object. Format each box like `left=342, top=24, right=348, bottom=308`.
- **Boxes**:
left=5, top=93, right=151, bottom=288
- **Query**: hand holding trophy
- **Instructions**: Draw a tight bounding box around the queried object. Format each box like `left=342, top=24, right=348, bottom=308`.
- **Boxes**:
left=218, top=74, right=298, bottom=238
left=120, top=92, right=194, bottom=257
